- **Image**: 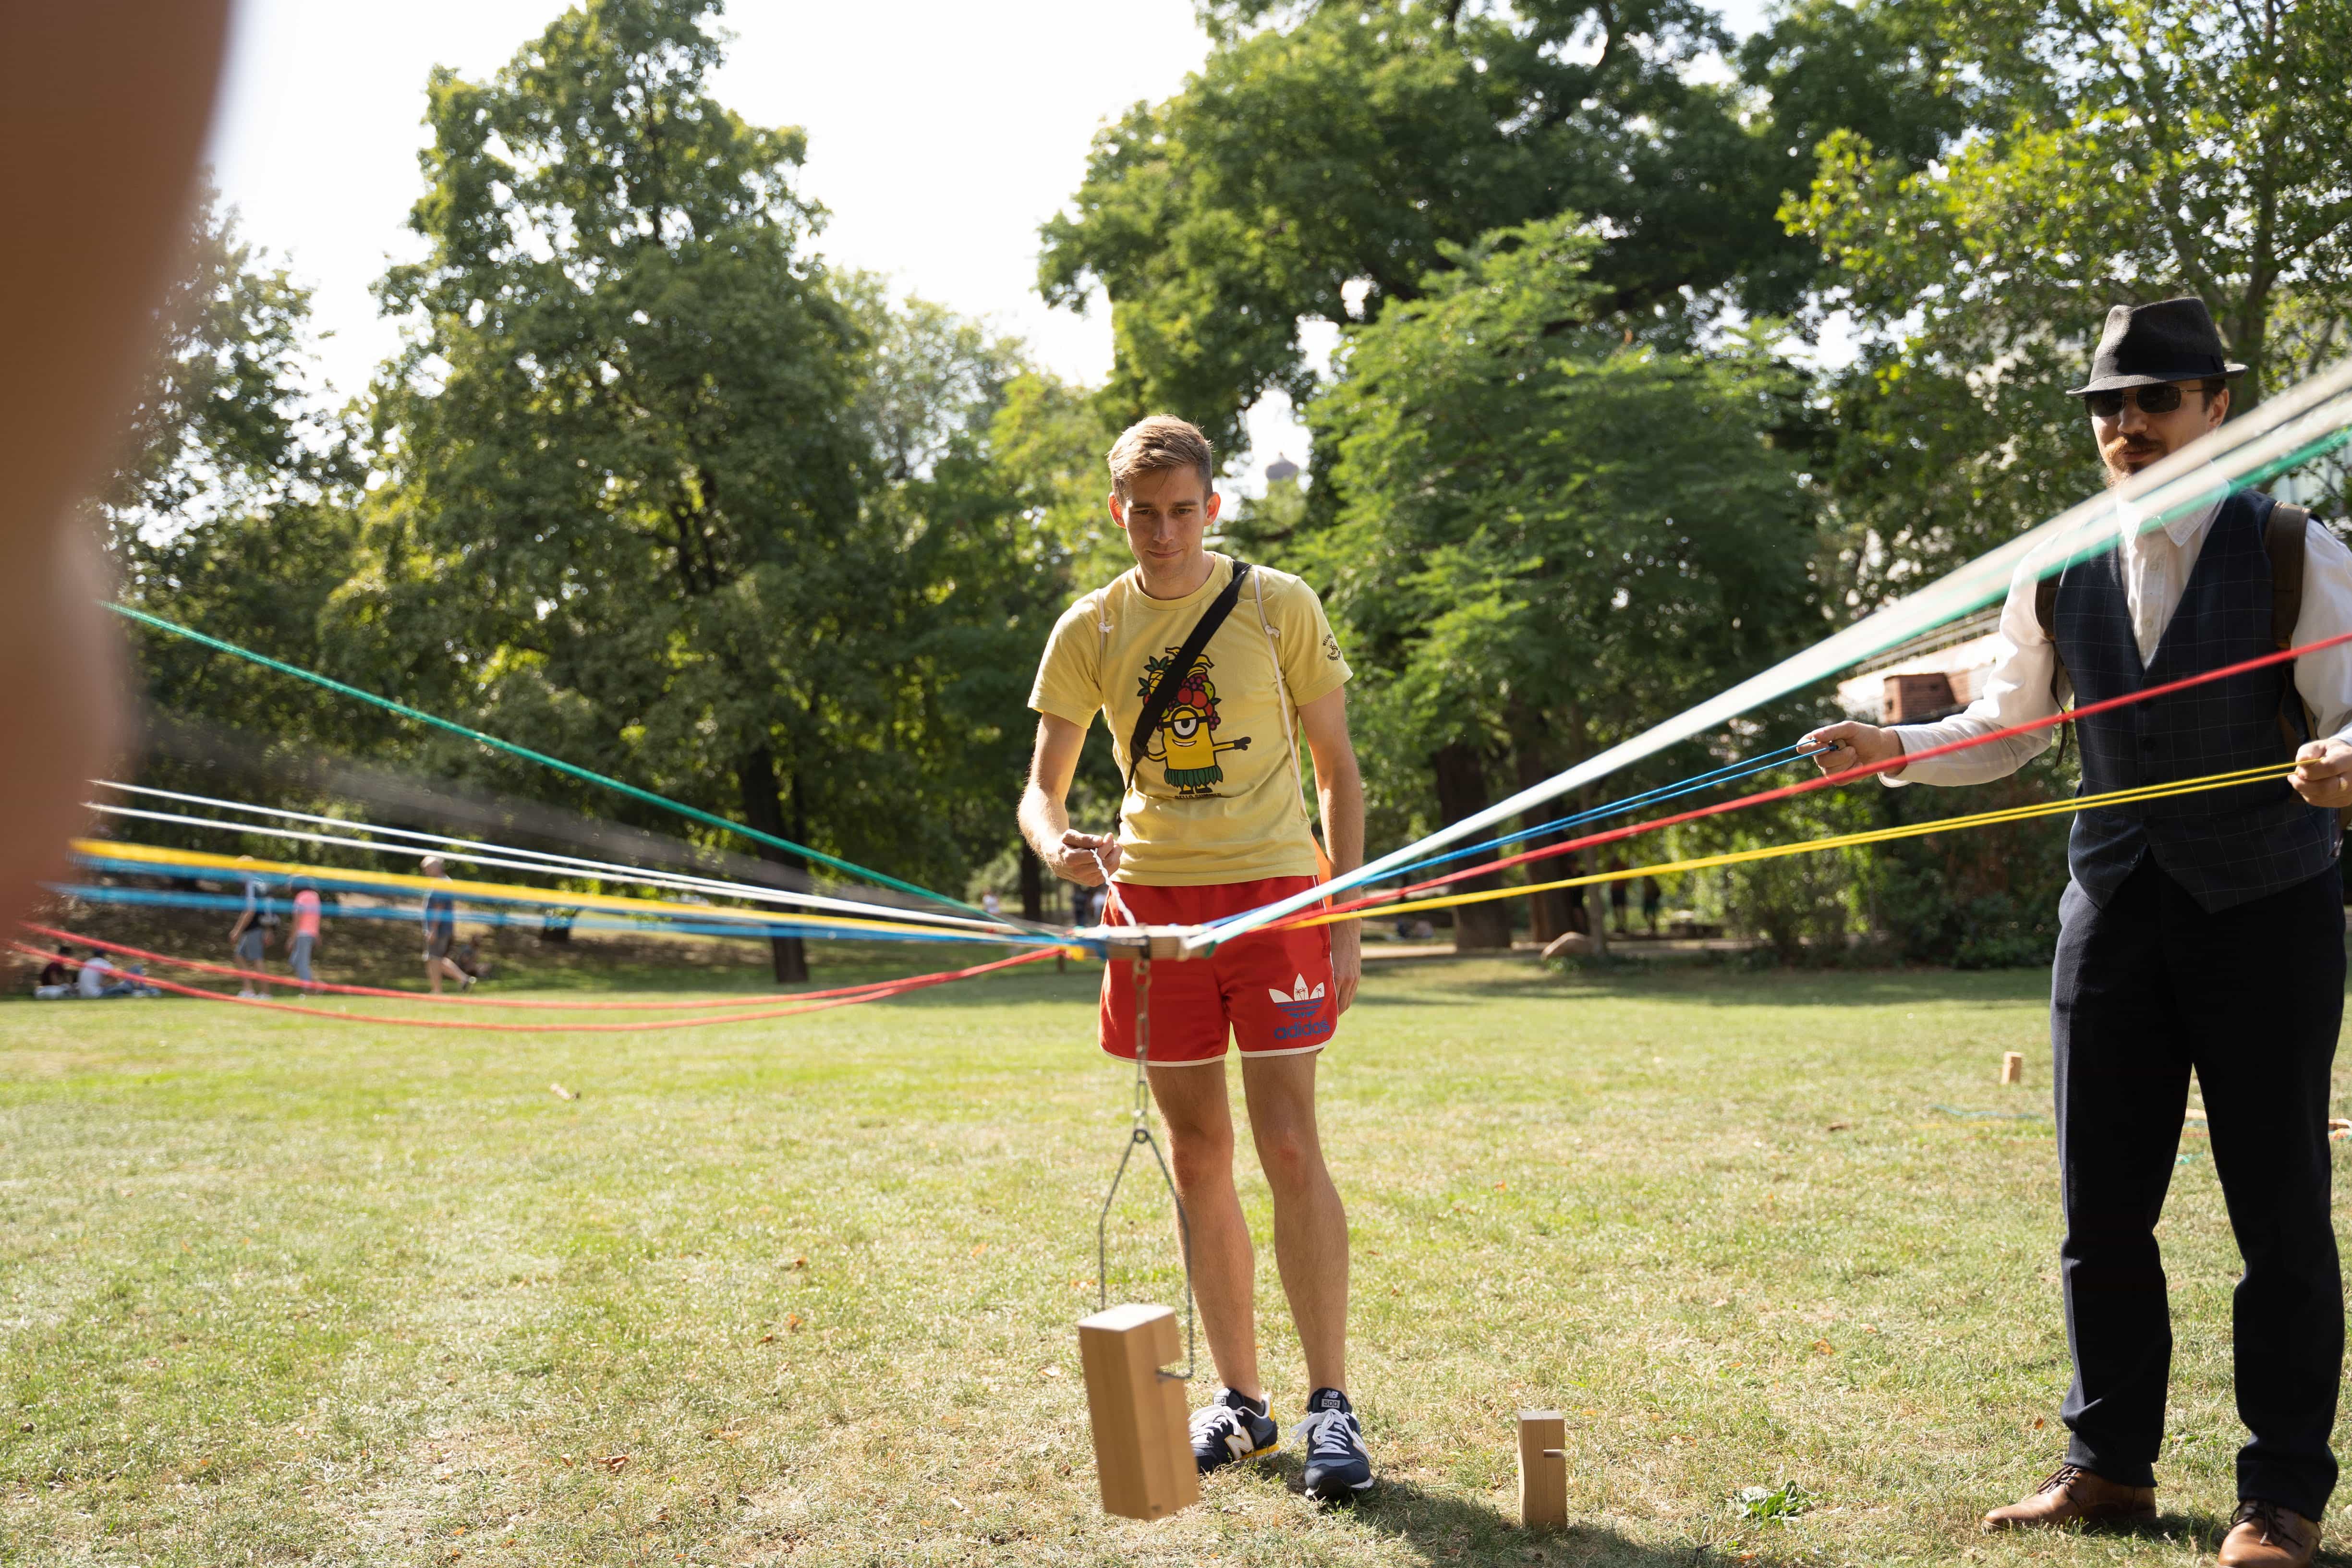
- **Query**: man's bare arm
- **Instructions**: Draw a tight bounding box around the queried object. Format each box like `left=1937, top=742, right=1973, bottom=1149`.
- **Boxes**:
left=1297, top=685, right=1364, bottom=1014
left=1018, top=713, right=1120, bottom=887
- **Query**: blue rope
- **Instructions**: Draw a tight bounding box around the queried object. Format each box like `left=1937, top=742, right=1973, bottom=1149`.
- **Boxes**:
left=1386, top=743, right=1815, bottom=878
left=53, top=874, right=1066, bottom=950
left=1206, top=740, right=1821, bottom=929
left=46, top=884, right=1067, bottom=945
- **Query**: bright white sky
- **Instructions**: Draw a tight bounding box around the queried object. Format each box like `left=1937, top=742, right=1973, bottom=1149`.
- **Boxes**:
left=207, top=0, right=1773, bottom=486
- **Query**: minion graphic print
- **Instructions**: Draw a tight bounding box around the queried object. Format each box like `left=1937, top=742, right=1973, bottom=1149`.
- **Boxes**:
left=1139, top=651, right=1252, bottom=795
left=1029, top=553, right=1352, bottom=886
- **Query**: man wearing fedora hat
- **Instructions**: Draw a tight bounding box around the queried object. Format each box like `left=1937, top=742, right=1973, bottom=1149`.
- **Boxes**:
left=1806, top=297, right=2352, bottom=1567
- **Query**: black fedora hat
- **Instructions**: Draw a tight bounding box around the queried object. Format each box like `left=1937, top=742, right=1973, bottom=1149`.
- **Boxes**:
left=2067, top=296, right=2248, bottom=396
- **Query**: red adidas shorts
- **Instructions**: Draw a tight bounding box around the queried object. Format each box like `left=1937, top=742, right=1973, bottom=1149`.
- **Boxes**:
left=1098, top=875, right=1337, bottom=1066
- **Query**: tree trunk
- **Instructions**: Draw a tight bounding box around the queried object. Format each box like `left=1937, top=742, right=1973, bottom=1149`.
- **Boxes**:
left=1508, top=707, right=1575, bottom=944
left=1579, top=786, right=1610, bottom=960
left=738, top=745, right=810, bottom=984
left=1018, top=841, right=1044, bottom=922
left=1430, top=741, right=1514, bottom=951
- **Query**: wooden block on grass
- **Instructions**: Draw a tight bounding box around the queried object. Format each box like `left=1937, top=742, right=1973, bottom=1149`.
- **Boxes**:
left=2000, top=1051, right=2024, bottom=1085
left=1517, top=1409, right=1567, bottom=1529
left=1077, top=1304, right=1198, bottom=1521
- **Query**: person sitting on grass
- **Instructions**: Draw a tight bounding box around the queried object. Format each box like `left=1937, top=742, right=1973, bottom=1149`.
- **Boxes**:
left=75, top=950, right=156, bottom=999
left=1018, top=415, right=1373, bottom=1500
left=419, top=856, right=472, bottom=994
left=227, top=855, right=276, bottom=997
left=35, top=944, right=72, bottom=996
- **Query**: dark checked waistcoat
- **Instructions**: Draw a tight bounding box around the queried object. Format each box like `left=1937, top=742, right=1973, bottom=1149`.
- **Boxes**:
left=2054, top=490, right=2338, bottom=911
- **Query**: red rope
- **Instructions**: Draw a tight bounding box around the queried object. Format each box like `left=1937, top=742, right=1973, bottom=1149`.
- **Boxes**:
left=12, top=941, right=1060, bottom=1033
left=19, top=922, right=1019, bottom=1011
left=1291, top=626, right=2352, bottom=928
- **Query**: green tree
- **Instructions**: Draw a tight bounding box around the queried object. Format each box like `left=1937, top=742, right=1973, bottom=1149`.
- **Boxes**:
left=1298, top=215, right=1819, bottom=949
left=1790, top=0, right=2352, bottom=605
left=108, top=191, right=374, bottom=764
left=359, top=0, right=1044, bottom=976
left=1041, top=0, right=1840, bottom=452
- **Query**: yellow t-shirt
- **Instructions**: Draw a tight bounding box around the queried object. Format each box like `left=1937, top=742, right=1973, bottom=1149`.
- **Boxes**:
left=1029, top=554, right=1352, bottom=886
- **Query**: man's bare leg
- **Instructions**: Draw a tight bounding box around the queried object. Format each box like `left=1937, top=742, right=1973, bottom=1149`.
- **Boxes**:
left=1239, top=1052, right=1347, bottom=1392
left=1147, top=1060, right=1262, bottom=1399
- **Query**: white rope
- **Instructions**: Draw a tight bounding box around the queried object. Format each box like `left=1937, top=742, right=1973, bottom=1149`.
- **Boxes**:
left=86, top=783, right=1016, bottom=936
left=1194, top=354, right=2352, bottom=952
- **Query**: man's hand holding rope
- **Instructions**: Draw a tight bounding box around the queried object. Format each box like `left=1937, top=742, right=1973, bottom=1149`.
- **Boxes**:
left=1800, top=721, right=1906, bottom=778
left=2291, top=738, right=2352, bottom=809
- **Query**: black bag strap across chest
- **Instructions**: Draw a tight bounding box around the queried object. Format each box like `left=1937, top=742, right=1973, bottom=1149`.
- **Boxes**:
left=1120, top=560, right=1252, bottom=820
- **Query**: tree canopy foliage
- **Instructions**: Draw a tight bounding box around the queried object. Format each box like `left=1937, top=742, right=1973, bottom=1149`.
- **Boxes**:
left=1286, top=216, right=1819, bottom=943
left=1794, top=0, right=2352, bottom=601
left=113, top=0, right=1077, bottom=969
left=1052, top=1, right=1789, bottom=447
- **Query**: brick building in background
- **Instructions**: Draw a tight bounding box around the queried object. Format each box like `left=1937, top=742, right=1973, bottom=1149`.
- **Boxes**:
left=1834, top=608, right=2004, bottom=724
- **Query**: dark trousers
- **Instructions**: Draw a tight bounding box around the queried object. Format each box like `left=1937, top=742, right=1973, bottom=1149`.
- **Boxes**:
left=2052, top=857, right=2346, bottom=1518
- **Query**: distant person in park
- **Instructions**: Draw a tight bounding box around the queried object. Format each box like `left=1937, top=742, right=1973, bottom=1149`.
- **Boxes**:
left=1640, top=875, right=1662, bottom=936
left=288, top=875, right=322, bottom=988
left=1018, top=415, right=1373, bottom=1499
left=76, top=949, right=156, bottom=999
left=34, top=944, right=82, bottom=1000
left=1806, top=298, right=2352, bottom=1568
left=227, top=856, right=276, bottom=997
left=419, top=857, right=472, bottom=994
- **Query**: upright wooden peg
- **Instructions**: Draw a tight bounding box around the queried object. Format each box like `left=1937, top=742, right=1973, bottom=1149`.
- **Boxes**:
left=1077, top=1303, right=1199, bottom=1521
left=2001, top=1050, right=2025, bottom=1085
left=1517, top=1409, right=1567, bottom=1529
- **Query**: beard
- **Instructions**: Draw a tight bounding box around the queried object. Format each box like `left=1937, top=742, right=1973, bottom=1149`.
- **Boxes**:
left=2102, top=438, right=2167, bottom=486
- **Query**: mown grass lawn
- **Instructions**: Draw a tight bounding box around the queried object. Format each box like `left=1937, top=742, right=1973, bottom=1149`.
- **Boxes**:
left=4, top=950, right=2348, bottom=1566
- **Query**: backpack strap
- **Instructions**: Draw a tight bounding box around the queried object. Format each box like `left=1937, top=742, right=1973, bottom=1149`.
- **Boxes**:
left=2266, top=499, right=2314, bottom=749
left=2268, top=501, right=2311, bottom=651
left=2035, top=567, right=2073, bottom=756
left=1118, top=559, right=1253, bottom=828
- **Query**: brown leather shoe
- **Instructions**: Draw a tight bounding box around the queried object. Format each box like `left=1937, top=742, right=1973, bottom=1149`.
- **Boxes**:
left=1981, top=1463, right=2158, bottom=1532
left=2217, top=1500, right=2319, bottom=1567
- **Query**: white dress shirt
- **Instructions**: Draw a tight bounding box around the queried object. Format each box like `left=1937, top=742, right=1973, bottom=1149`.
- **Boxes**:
left=1890, top=491, right=2352, bottom=786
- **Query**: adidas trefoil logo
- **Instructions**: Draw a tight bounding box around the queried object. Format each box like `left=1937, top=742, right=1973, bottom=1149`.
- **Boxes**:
left=1268, top=974, right=1327, bottom=1023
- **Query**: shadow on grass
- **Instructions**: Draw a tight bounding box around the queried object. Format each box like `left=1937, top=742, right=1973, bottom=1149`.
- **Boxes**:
left=1239, top=1464, right=1731, bottom=1565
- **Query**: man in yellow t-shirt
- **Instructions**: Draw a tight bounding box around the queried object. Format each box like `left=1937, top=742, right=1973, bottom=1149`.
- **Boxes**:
left=1019, top=415, right=1372, bottom=1499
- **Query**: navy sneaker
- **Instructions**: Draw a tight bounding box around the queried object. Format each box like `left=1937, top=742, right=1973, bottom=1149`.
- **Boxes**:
left=1189, top=1387, right=1280, bottom=1474
left=1294, top=1387, right=1373, bottom=1500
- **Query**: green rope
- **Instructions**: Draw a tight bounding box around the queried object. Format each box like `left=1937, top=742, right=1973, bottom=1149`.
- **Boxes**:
left=104, top=602, right=983, bottom=917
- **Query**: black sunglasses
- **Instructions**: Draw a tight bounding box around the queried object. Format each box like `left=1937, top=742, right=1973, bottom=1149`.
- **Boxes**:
left=2084, top=383, right=2199, bottom=418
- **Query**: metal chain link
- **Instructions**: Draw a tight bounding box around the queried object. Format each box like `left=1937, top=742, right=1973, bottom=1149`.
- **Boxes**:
left=1093, top=947, right=1196, bottom=1383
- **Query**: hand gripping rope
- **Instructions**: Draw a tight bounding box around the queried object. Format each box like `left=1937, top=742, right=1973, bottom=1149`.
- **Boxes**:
left=1089, top=849, right=1194, bottom=1383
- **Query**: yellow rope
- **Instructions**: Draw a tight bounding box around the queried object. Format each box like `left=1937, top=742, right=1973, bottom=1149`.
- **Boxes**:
left=70, top=839, right=996, bottom=942
left=1289, top=761, right=2302, bottom=932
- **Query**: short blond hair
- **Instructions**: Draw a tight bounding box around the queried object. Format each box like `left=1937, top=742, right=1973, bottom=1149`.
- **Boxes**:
left=1106, top=415, right=1215, bottom=498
